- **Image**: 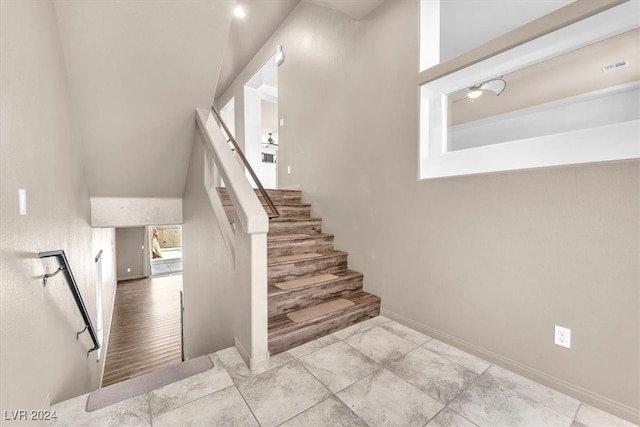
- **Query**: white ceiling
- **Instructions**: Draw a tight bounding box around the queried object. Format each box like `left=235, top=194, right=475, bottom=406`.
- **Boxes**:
left=54, top=0, right=234, bottom=197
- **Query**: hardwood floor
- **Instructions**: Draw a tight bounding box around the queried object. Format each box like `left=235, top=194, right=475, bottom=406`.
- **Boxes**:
left=102, top=275, right=183, bottom=387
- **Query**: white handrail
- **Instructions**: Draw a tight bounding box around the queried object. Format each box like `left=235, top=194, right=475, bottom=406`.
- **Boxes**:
left=196, top=108, right=269, bottom=235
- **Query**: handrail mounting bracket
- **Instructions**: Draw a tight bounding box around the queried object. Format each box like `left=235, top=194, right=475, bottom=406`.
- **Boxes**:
left=43, top=266, right=65, bottom=286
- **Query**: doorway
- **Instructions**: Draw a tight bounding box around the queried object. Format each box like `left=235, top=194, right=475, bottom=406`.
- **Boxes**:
left=149, top=225, right=183, bottom=277
left=244, top=51, right=280, bottom=189
left=104, top=226, right=184, bottom=386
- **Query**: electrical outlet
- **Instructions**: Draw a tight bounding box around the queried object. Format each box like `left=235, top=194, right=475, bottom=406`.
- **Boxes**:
left=554, top=325, right=571, bottom=348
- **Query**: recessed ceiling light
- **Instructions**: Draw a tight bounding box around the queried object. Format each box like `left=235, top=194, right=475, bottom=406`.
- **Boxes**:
left=234, top=6, right=246, bottom=18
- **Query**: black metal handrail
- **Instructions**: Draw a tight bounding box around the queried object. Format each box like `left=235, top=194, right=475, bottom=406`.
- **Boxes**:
left=39, top=250, right=100, bottom=356
left=210, top=105, right=280, bottom=219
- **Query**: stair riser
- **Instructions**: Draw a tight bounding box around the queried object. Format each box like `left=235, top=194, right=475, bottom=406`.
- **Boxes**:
left=268, top=235, right=334, bottom=257
left=268, top=220, right=322, bottom=235
left=217, top=191, right=302, bottom=205
left=268, top=255, right=347, bottom=285
left=217, top=188, right=301, bottom=197
left=269, top=276, right=364, bottom=318
left=268, top=300, right=381, bottom=354
left=224, top=205, right=310, bottom=219
left=257, top=195, right=302, bottom=205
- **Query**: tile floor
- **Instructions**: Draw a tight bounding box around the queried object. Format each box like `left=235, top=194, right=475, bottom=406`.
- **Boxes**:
left=48, top=316, right=638, bottom=427
left=150, top=247, right=183, bottom=277
left=150, top=258, right=183, bottom=276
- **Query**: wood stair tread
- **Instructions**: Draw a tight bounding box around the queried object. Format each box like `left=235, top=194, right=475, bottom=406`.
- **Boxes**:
left=223, top=202, right=311, bottom=208
left=274, top=273, right=339, bottom=292
left=217, top=187, right=301, bottom=194
left=268, top=250, right=346, bottom=267
left=268, top=291, right=380, bottom=337
left=286, top=298, right=354, bottom=323
left=268, top=270, right=362, bottom=295
left=268, top=252, right=323, bottom=264
left=268, top=233, right=333, bottom=242
left=270, top=217, right=321, bottom=223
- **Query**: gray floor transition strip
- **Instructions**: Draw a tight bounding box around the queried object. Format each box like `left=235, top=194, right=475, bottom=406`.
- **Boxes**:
left=87, top=355, right=213, bottom=411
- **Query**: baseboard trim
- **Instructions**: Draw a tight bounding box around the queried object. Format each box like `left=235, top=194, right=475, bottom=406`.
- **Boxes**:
left=116, top=275, right=146, bottom=282
left=234, top=338, right=269, bottom=372
left=381, top=308, right=640, bottom=425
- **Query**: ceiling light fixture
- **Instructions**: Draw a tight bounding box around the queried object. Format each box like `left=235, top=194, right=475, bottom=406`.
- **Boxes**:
left=453, top=77, right=507, bottom=103
left=467, top=88, right=484, bottom=99
left=234, top=6, right=246, bottom=18
left=262, top=133, right=278, bottom=147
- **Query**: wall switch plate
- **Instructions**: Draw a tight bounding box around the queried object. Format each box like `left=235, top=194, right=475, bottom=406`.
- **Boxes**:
left=554, top=325, right=571, bottom=348
left=141, top=245, right=144, bottom=250
left=280, top=118, right=284, bottom=127
left=18, top=189, right=27, bottom=215
left=127, top=268, right=131, bottom=273
left=287, top=166, right=292, bottom=174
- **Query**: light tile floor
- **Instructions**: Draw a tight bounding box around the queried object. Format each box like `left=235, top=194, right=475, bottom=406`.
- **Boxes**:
left=48, top=316, right=638, bottom=427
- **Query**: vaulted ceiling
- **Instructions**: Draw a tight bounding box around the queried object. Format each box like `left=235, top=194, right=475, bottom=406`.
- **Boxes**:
left=53, top=0, right=383, bottom=198
left=54, top=0, right=235, bottom=198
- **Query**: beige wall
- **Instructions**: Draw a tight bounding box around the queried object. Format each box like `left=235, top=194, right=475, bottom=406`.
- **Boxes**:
left=182, top=132, right=237, bottom=358
left=219, top=0, right=639, bottom=422
left=115, top=227, right=146, bottom=280
left=0, top=0, right=117, bottom=417
left=90, top=197, right=183, bottom=227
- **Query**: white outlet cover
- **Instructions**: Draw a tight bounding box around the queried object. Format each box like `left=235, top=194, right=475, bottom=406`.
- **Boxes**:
left=279, top=118, right=284, bottom=127
left=554, top=325, right=571, bottom=348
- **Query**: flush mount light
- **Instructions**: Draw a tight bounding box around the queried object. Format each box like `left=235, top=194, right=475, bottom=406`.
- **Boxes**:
left=234, top=6, right=246, bottom=18
left=453, top=77, right=507, bottom=102
left=467, top=88, right=484, bottom=99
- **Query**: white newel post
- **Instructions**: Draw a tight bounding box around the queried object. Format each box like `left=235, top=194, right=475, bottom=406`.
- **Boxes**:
left=233, top=213, right=269, bottom=371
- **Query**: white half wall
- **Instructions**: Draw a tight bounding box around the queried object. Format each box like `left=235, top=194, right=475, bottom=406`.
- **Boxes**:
left=182, top=132, right=237, bottom=358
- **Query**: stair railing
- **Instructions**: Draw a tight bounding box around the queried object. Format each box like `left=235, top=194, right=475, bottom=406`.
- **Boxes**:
left=38, top=250, right=100, bottom=356
left=210, top=105, right=280, bottom=219
left=195, top=107, right=270, bottom=371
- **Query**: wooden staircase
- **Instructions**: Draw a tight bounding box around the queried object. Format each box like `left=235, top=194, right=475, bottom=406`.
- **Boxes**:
left=217, top=188, right=381, bottom=355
